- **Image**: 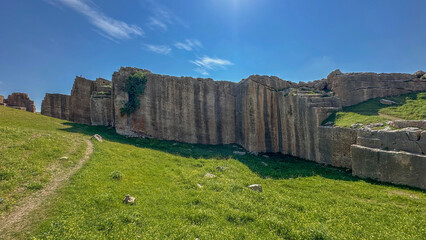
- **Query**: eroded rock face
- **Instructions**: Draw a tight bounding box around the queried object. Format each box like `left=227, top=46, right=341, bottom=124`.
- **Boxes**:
left=327, top=70, right=426, bottom=106
left=41, top=77, right=112, bottom=126
left=41, top=93, right=71, bottom=120
left=5, top=93, right=36, bottom=112
left=113, top=67, right=236, bottom=144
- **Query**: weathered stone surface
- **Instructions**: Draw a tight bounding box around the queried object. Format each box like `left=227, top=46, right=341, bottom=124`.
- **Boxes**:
left=113, top=67, right=236, bottom=144
left=414, top=70, right=425, bottom=78
left=41, top=66, right=426, bottom=189
left=70, top=77, right=96, bottom=124
left=5, top=93, right=36, bottom=112
left=248, top=184, right=262, bottom=192
left=0, top=95, right=4, bottom=104
left=318, top=126, right=358, bottom=168
left=389, top=120, right=426, bottom=130
left=41, top=93, right=71, bottom=120
left=204, top=173, right=216, bottom=178
left=380, top=99, right=397, bottom=105
left=92, top=134, right=103, bottom=142
left=327, top=70, right=426, bottom=106
left=357, top=129, right=424, bottom=154
left=351, top=145, right=426, bottom=189
left=123, top=194, right=135, bottom=204
left=41, top=77, right=112, bottom=126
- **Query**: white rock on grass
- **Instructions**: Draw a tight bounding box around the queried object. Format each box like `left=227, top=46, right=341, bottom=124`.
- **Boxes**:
left=233, top=151, right=246, bottom=156
left=123, top=194, right=135, bottom=204
left=92, top=134, right=103, bottom=142
left=204, top=173, right=216, bottom=178
left=261, top=161, right=268, bottom=166
left=248, top=184, right=263, bottom=192
left=380, top=99, right=397, bottom=105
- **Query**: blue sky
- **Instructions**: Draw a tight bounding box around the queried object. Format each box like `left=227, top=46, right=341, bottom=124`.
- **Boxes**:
left=1, top=0, right=426, bottom=111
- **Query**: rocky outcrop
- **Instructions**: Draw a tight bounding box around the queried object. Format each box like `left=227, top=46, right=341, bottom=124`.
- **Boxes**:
left=42, top=77, right=112, bottom=125
left=113, top=67, right=236, bottom=144
left=41, top=94, right=71, bottom=120
left=42, top=67, right=426, bottom=189
left=5, top=93, right=36, bottom=112
left=327, top=70, right=426, bottom=106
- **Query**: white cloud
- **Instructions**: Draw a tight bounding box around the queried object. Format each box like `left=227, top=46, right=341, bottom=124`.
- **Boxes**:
left=190, top=56, right=233, bottom=69
left=50, top=0, right=143, bottom=40
left=190, top=56, right=233, bottom=75
left=174, top=39, right=202, bottom=51
left=144, top=44, right=171, bottom=55
left=141, top=0, right=188, bottom=30
left=148, top=17, right=167, bottom=31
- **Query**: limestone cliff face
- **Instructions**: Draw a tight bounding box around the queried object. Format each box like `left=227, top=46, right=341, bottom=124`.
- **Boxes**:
left=113, top=67, right=236, bottom=144
left=70, top=77, right=96, bottom=124
left=113, top=68, right=342, bottom=161
left=327, top=70, right=426, bottom=106
left=41, top=93, right=71, bottom=120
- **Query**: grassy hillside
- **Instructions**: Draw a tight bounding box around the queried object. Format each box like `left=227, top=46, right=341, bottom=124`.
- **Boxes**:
left=0, top=106, right=87, bottom=213
left=0, top=106, right=425, bottom=239
left=325, top=92, right=426, bottom=127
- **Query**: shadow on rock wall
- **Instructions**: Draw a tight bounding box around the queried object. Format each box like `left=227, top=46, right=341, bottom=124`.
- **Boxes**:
left=60, top=122, right=422, bottom=191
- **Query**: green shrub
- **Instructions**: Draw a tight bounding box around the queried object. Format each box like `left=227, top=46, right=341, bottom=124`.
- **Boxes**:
left=109, top=170, right=123, bottom=180
left=120, top=72, right=147, bottom=116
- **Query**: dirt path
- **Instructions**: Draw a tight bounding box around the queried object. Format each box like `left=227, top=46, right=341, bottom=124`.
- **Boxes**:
left=0, top=139, right=94, bottom=239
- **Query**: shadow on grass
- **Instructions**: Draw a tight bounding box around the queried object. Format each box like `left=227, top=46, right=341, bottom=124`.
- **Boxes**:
left=60, top=122, right=423, bottom=191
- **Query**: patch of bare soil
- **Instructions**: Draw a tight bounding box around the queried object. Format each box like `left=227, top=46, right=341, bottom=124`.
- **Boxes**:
left=0, top=139, right=94, bottom=239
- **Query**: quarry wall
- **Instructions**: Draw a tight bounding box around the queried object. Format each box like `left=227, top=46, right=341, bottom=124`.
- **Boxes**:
left=41, top=77, right=112, bottom=126
left=2, top=93, right=36, bottom=112
left=41, top=67, right=426, bottom=189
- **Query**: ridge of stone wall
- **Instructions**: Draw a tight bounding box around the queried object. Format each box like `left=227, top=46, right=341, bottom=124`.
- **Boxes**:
left=41, top=67, right=426, bottom=189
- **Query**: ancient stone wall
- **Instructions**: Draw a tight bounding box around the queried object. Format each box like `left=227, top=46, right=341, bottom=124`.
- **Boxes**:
left=5, top=93, right=36, bottom=112
left=0, top=95, right=4, bottom=105
left=327, top=70, right=426, bottom=107
left=41, top=93, right=71, bottom=120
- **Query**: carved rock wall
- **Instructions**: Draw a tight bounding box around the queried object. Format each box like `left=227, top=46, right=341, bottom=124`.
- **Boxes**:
left=327, top=70, right=426, bottom=107
left=113, top=67, right=236, bottom=144
left=41, top=77, right=112, bottom=125
left=5, top=93, right=36, bottom=112
left=41, top=93, right=71, bottom=120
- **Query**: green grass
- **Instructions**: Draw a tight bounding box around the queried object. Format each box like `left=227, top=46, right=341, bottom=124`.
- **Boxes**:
left=1, top=106, right=425, bottom=239
left=0, top=106, right=87, bottom=213
left=325, top=92, right=426, bottom=127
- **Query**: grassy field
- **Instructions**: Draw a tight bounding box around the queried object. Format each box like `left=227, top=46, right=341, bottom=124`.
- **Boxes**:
left=0, top=107, right=86, bottom=213
left=325, top=92, right=426, bottom=127
left=0, top=106, right=425, bottom=239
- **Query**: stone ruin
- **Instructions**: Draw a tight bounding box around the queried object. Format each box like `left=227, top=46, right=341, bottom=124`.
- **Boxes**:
left=0, top=93, right=36, bottom=112
left=41, top=67, right=426, bottom=189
